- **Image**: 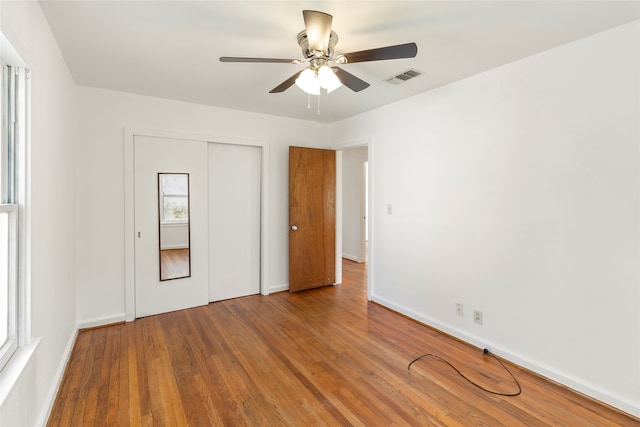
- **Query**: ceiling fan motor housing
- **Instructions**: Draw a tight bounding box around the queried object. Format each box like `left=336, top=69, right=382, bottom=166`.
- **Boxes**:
left=297, top=30, right=338, bottom=60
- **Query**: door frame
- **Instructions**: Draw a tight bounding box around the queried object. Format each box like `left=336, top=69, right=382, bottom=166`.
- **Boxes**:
left=360, top=160, right=368, bottom=263
left=124, top=128, right=270, bottom=321
left=333, top=137, right=373, bottom=301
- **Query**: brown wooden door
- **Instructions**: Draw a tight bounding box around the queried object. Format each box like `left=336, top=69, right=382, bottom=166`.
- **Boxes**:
left=289, top=146, right=336, bottom=292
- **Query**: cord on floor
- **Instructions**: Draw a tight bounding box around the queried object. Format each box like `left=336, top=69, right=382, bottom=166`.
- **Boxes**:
left=407, top=348, right=522, bottom=397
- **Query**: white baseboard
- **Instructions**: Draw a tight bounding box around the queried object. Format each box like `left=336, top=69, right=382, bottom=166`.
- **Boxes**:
left=342, top=253, right=361, bottom=263
left=371, top=293, right=640, bottom=419
left=78, top=313, right=128, bottom=330
left=269, top=283, right=288, bottom=294
left=160, top=244, right=189, bottom=250
left=36, top=324, right=78, bottom=427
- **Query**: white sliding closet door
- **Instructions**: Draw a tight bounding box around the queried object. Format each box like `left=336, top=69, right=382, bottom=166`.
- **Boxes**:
left=134, top=136, right=209, bottom=317
left=208, top=143, right=261, bottom=301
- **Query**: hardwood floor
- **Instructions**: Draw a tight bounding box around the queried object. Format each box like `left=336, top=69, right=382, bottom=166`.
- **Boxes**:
left=48, top=260, right=638, bottom=426
left=160, top=248, right=190, bottom=281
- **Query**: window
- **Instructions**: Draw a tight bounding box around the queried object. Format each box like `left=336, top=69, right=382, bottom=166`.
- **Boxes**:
left=159, top=173, right=189, bottom=223
left=0, top=64, right=26, bottom=370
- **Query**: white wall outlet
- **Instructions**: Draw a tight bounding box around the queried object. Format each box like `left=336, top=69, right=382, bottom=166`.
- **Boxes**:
left=456, top=303, right=463, bottom=316
left=474, top=310, right=483, bottom=325
left=387, top=204, right=393, bottom=215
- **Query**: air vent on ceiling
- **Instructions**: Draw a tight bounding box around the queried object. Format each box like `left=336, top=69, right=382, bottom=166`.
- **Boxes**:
left=384, top=68, right=424, bottom=85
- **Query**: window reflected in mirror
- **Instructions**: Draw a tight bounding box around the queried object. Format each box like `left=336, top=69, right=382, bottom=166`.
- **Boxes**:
left=158, top=173, right=191, bottom=281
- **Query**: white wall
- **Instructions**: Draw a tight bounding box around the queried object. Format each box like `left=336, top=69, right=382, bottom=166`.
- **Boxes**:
left=342, top=146, right=368, bottom=262
left=159, top=223, right=189, bottom=249
left=75, top=87, right=330, bottom=325
left=331, top=21, right=640, bottom=416
left=0, top=2, right=78, bottom=426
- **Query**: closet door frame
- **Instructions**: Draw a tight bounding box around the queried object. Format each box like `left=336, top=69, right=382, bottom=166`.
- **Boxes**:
left=124, top=128, right=270, bottom=321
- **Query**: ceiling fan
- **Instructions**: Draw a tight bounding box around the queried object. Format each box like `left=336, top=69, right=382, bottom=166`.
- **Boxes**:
left=219, top=10, right=418, bottom=95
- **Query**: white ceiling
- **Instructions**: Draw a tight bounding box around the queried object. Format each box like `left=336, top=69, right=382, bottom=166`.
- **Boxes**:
left=39, top=1, right=639, bottom=123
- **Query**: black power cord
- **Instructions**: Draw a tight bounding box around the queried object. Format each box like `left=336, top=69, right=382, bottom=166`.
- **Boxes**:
left=407, top=348, right=522, bottom=397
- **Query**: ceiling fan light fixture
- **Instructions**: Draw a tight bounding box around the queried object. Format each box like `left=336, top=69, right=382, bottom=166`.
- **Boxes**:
left=221, top=11, right=417, bottom=95
left=318, top=65, right=342, bottom=93
left=295, top=68, right=320, bottom=95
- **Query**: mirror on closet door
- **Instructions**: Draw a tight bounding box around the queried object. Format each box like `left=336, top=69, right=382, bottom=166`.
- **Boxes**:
left=158, top=173, right=191, bottom=281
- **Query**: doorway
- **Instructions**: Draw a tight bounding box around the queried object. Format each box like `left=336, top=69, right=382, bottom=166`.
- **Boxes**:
left=340, top=145, right=369, bottom=264
left=337, top=142, right=370, bottom=298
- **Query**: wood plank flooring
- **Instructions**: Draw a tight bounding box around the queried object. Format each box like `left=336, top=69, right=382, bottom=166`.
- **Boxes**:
left=160, top=248, right=190, bottom=281
left=48, top=260, right=639, bottom=426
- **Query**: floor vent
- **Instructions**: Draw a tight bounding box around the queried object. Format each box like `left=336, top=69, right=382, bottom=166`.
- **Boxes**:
left=384, top=68, right=424, bottom=85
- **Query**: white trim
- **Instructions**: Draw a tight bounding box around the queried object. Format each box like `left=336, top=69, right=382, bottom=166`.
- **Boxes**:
left=158, top=222, right=188, bottom=228
left=159, top=244, right=189, bottom=250
left=77, top=314, right=127, bottom=330
left=360, top=160, right=368, bottom=263
left=268, top=283, right=288, bottom=294
left=342, top=254, right=360, bottom=263
left=335, top=150, right=343, bottom=284
left=124, top=128, right=270, bottom=321
left=36, top=325, right=77, bottom=427
left=0, top=205, right=18, bottom=369
left=19, top=66, right=30, bottom=347
left=0, top=336, right=39, bottom=408
left=159, top=220, right=188, bottom=226
left=259, top=139, right=270, bottom=296
left=124, top=128, right=135, bottom=321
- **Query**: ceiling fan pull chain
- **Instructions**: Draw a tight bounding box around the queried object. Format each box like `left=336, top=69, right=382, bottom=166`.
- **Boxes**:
left=317, top=93, right=321, bottom=116
left=307, top=92, right=311, bottom=110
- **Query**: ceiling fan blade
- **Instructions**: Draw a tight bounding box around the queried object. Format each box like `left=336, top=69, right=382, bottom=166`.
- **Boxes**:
left=303, top=10, right=332, bottom=55
left=342, top=42, right=417, bottom=63
left=220, top=57, right=297, bottom=64
left=333, top=67, right=370, bottom=92
left=269, top=71, right=304, bottom=93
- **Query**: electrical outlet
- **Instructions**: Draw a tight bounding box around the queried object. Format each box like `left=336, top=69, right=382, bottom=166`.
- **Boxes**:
left=474, top=310, right=483, bottom=325
left=456, top=303, right=463, bottom=316
left=387, top=204, right=393, bottom=215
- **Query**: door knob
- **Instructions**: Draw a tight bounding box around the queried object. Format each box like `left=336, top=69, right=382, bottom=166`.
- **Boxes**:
left=291, top=225, right=298, bottom=231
